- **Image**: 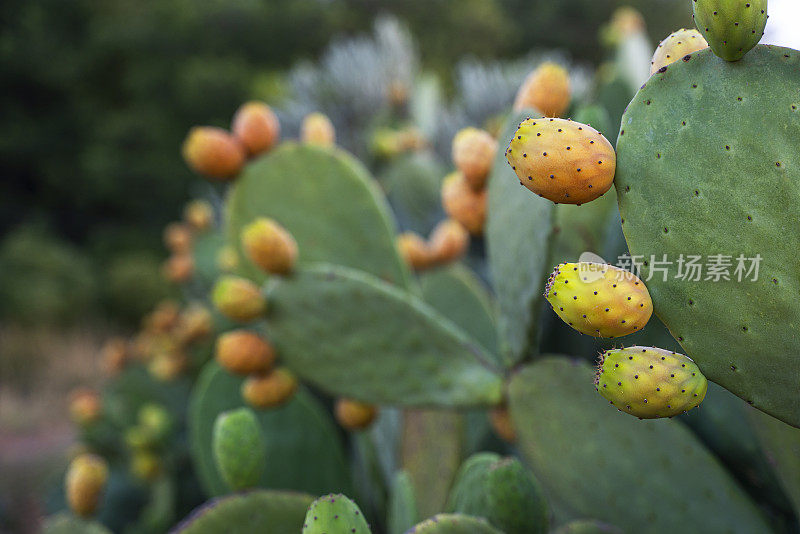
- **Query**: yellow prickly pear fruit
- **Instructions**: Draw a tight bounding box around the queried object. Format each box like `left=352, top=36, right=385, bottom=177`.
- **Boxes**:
left=69, top=388, right=102, bottom=426
left=130, top=450, right=162, bottom=481
left=216, top=245, right=239, bottom=272
left=174, top=303, right=213, bottom=345
left=513, top=63, right=571, bottom=118
left=301, top=112, right=336, bottom=147
left=163, top=222, right=193, bottom=255
left=396, top=232, right=434, bottom=271
left=601, top=7, right=646, bottom=46
left=215, top=330, right=276, bottom=375
left=101, top=337, right=129, bottom=376
left=182, top=126, right=246, bottom=181
left=241, top=218, right=298, bottom=275
left=241, top=368, right=298, bottom=409
left=544, top=262, right=653, bottom=338
left=66, top=454, right=108, bottom=518
left=335, top=398, right=378, bottom=431
left=489, top=406, right=516, bottom=443
left=163, top=253, right=194, bottom=284
left=148, top=352, right=187, bottom=381
left=183, top=199, right=214, bottom=232
left=506, top=118, right=616, bottom=205
left=428, top=219, right=469, bottom=265
left=595, top=346, right=708, bottom=418
left=451, top=127, right=498, bottom=191
left=211, top=276, right=266, bottom=322
left=650, top=29, right=708, bottom=75
left=441, top=172, right=487, bottom=235
left=231, top=101, right=281, bottom=156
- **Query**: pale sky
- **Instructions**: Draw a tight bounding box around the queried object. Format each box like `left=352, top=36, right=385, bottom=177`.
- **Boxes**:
left=762, top=0, right=800, bottom=50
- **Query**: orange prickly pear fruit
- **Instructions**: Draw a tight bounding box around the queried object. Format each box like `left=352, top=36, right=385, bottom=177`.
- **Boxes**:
left=148, top=352, right=187, bottom=381
left=452, top=127, right=498, bottom=191
left=69, top=388, right=102, bottom=426
left=650, top=29, right=708, bottom=75
left=595, top=346, right=708, bottom=418
left=241, top=218, right=299, bottom=275
left=241, top=368, right=298, bottom=409
left=101, top=337, right=129, bottom=375
left=183, top=199, right=214, bottom=232
left=163, top=253, right=194, bottom=284
left=182, top=126, right=246, bottom=180
left=232, top=101, right=280, bottom=156
left=301, top=113, right=336, bottom=147
left=211, top=275, right=266, bottom=322
left=215, top=330, right=276, bottom=375
left=163, top=222, right=193, bottom=255
left=66, top=453, right=108, bottom=518
left=174, top=303, right=213, bottom=345
left=335, top=398, right=378, bottom=431
left=428, top=219, right=469, bottom=265
left=145, top=300, right=181, bottom=333
left=441, top=172, right=487, bottom=235
left=513, top=62, right=571, bottom=118
left=544, top=262, right=653, bottom=338
left=396, top=232, right=434, bottom=271
left=489, top=406, right=516, bottom=442
left=506, top=118, right=616, bottom=205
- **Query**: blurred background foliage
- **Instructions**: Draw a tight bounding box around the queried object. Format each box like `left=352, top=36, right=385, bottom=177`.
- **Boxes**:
left=0, top=0, right=689, bottom=327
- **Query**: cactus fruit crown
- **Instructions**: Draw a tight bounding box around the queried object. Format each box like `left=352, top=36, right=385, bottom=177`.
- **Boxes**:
left=544, top=262, right=653, bottom=338
left=506, top=117, right=616, bottom=205
left=595, top=346, right=708, bottom=419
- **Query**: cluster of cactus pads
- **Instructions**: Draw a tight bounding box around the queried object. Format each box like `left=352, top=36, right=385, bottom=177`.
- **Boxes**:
left=45, top=2, right=800, bottom=533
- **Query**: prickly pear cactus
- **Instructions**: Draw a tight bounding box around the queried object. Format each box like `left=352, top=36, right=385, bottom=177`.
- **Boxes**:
left=692, top=0, right=767, bottom=61
left=388, top=471, right=418, bottom=534
left=42, top=514, right=112, bottom=534
left=173, top=490, right=313, bottom=533
left=509, top=357, right=770, bottom=532
left=445, top=453, right=549, bottom=534
left=211, top=408, right=266, bottom=491
left=405, top=514, right=503, bottom=534
left=262, top=263, right=503, bottom=407
left=486, top=110, right=555, bottom=365
left=615, top=45, right=800, bottom=427
left=188, top=362, right=352, bottom=497
left=226, top=142, right=410, bottom=288
left=302, top=494, right=371, bottom=534
left=595, top=346, right=707, bottom=418
left=749, top=409, right=800, bottom=516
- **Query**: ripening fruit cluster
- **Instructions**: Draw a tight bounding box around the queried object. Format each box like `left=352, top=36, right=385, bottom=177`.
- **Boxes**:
left=162, top=198, right=214, bottom=284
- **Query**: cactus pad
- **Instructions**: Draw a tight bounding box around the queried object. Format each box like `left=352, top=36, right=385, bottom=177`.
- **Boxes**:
left=615, top=45, right=800, bottom=426
left=302, top=494, right=371, bottom=534
left=42, top=514, right=112, bottom=534
left=404, top=514, right=503, bottom=534
left=508, top=357, right=769, bottom=532
left=749, top=409, right=800, bottom=516
left=227, top=142, right=409, bottom=288
left=174, top=490, right=313, bottom=533
left=264, top=264, right=503, bottom=407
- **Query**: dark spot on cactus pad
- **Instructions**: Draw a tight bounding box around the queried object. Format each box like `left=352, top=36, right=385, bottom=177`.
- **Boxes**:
left=731, top=365, right=737, bottom=371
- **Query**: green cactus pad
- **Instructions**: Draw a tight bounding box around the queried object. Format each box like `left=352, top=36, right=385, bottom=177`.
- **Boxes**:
left=551, top=520, right=622, bottom=534
left=382, top=152, right=445, bottom=235
left=508, top=357, right=769, bottom=532
left=749, top=408, right=800, bottom=516
left=487, top=109, right=555, bottom=365
left=404, top=514, right=503, bottom=534
left=401, top=409, right=463, bottom=519
left=212, top=408, right=266, bottom=491
left=192, top=230, right=227, bottom=287
left=264, top=263, right=503, bottom=407
left=445, top=453, right=549, bottom=534
left=189, top=361, right=351, bottom=497
left=173, top=490, right=313, bottom=533
left=41, top=514, right=112, bottom=534
left=388, top=471, right=419, bottom=534
left=615, top=45, right=800, bottom=427
left=420, top=264, right=499, bottom=359
left=302, top=494, right=371, bottom=534
left=693, top=0, right=767, bottom=61
left=227, top=142, right=410, bottom=288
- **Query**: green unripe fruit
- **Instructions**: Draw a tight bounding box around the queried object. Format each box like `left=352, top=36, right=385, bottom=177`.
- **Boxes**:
left=302, top=493, right=371, bottom=534
left=446, top=453, right=548, bottom=534
left=595, top=346, right=708, bottom=418
left=693, top=0, right=767, bottom=61
left=138, top=404, right=171, bottom=443
left=212, top=408, right=266, bottom=491
left=408, top=514, right=503, bottom=533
